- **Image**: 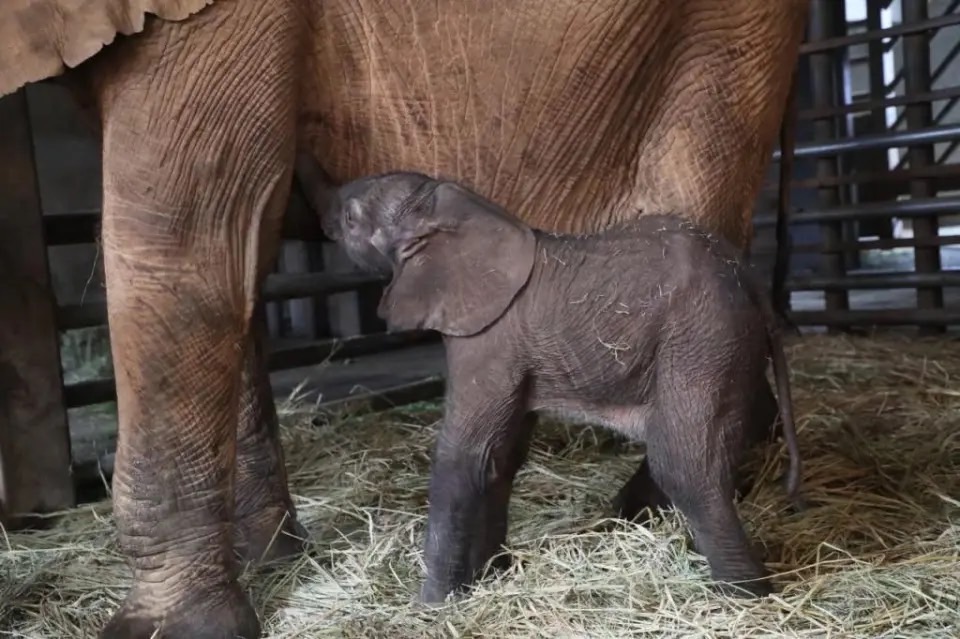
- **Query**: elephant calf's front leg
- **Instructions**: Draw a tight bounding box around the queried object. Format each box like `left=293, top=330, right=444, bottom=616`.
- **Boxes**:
left=420, top=395, right=530, bottom=604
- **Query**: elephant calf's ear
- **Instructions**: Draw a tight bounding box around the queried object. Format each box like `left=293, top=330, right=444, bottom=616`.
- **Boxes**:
left=378, top=183, right=536, bottom=337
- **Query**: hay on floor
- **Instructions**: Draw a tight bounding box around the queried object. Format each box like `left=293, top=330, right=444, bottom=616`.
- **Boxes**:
left=2, top=334, right=959, bottom=638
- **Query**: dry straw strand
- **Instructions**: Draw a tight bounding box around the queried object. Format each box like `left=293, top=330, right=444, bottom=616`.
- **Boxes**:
left=1, top=334, right=959, bottom=638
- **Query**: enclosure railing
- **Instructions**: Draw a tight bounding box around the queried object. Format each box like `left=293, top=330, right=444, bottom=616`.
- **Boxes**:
left=753, top=0, right=960, bottom=333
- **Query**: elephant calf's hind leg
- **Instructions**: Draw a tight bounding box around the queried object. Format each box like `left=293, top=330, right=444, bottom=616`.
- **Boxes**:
left=611, top=457, right=673, bottom=523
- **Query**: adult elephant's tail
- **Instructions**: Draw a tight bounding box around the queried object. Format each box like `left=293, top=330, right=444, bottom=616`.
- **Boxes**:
left=0, top=0, right=216, bottom=98
left=771, top=69, right=799, bottom=327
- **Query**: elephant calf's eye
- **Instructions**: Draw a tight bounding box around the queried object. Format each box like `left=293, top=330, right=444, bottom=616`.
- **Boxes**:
left=345, top=201, right=364, bottom=229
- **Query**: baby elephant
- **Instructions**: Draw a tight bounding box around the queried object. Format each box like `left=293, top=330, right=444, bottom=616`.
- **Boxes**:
left=296, top=154, right=802, bottom=602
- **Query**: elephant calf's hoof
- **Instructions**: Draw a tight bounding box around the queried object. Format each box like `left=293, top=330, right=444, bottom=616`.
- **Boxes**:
left=480, top=550, right=515, bottom=577
left=713, top=575, right=775, bottom=599
left=418, top=580, right=465, bottom=608
left=100, top=583, right=261, bottom=639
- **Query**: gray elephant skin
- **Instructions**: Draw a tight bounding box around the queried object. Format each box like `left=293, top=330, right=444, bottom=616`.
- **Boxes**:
left=300, top=159, right=805, bottom=604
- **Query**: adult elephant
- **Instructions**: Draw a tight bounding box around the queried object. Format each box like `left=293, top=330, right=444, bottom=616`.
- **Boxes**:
left=0, top=0, right=808, bottom=637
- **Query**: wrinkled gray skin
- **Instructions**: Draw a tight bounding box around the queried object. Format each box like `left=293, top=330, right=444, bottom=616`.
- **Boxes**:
left=296, top=153, right=803, bottom=602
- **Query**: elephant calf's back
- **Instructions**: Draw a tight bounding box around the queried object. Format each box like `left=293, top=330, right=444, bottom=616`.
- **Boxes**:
left=301, top=0, right=808, bottom=247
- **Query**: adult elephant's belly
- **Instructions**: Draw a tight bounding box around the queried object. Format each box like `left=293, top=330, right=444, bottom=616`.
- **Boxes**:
left=299, top=0, right=807, bottom=248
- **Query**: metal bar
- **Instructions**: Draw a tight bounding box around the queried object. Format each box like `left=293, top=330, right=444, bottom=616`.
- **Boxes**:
left=57, top=271, right=388, bottom=330
left=62, top=330, right=440, bottom=408
left=836, top=1, right=860, bottom=273
left=797, top=85, right=960, bottom=121
left=887, top=26, right=960, bottom=131
left=892, top=94, right=960, bottom=168
left=889, top=21, right=960, bottom=169
left=903, top=0, right=945, bottom=334
left=770, top=123, right=960, bottom=160
left=760, top=163, right=960, bottom=192
left=868, top=0, right=960, bottom=105
left=798, top=11, right=960, bottom=55
left=753, top=195, right=960, bottom=227
left=261, top=271, right=385, bottom=302
left=865, top=0, right=893, bottom=243
left=807, top=0, right=848, bottom=325
left=751, top=233, right=960, bottom=256
left=825, top=0, right=960, bottom=136
left=875, top=0, right=960, bottom=60
left=785, top=270, right=960, bottom=292
left=788, top=308, right=960, bottom=327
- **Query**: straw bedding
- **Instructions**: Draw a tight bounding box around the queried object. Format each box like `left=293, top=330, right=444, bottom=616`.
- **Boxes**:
left=2, top=334, right=959, bottom=638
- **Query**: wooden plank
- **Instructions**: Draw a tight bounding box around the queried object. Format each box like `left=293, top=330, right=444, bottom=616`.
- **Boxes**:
left=0, top=89, right=75, bottom=526
left=70, top=342, right=447, bottom=487
left=57, top=270, right=388, bottom=330
left=62, top=329, right=441, bottom=408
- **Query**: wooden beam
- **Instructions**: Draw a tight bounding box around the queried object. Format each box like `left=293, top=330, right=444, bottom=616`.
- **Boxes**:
left=0, top=89, right=75, bottom=527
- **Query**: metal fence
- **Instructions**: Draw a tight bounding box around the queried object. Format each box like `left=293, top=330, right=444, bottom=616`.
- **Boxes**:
left=753, top=0, right=960, bottom=332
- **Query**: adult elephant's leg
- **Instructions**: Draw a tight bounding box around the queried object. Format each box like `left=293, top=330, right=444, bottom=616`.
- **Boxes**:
left=234, top=306, right=306, bottom=563
left=94, top=3, right=301, bottom=638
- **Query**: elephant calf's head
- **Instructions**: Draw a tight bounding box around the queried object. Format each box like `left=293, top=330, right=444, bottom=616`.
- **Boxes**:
left=300, top=159, right=537, bottom=337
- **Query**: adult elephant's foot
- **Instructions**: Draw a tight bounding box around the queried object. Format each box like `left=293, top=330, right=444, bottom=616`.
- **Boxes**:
left=100, top=582, right=260, bottom=639
left=235, top=506, right=308, bottom=564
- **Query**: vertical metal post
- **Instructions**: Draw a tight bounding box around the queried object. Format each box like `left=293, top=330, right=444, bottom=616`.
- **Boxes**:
left=836, top=0, right=861, bottom=272
left=808, top=0, right=849, bottom=327
left=902, top=0, right=945, bottom=335
left=865, top=0, right=894, bottom=240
